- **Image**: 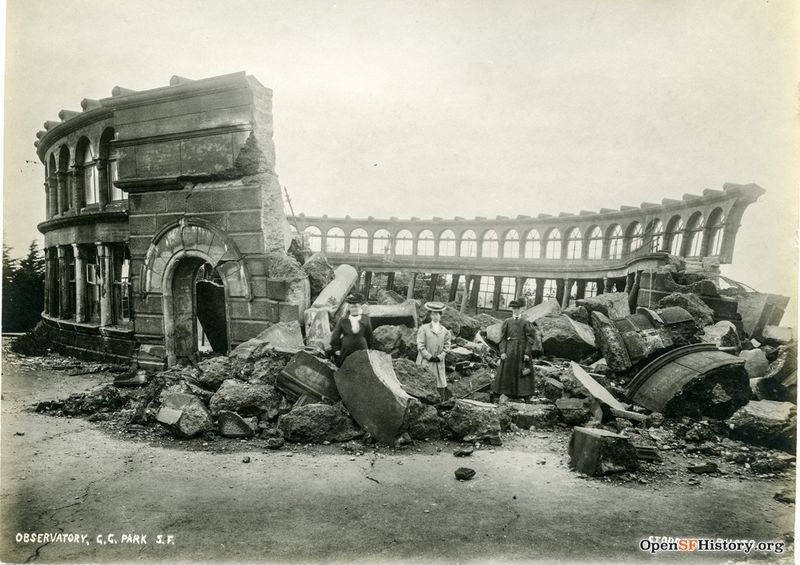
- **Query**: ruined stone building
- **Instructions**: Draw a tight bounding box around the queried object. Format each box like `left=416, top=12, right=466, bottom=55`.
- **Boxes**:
left=34, top=72, right=765, bottom=369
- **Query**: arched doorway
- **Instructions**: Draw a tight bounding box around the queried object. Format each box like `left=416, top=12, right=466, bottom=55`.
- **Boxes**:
left=164, top=252, right=229, bottom=365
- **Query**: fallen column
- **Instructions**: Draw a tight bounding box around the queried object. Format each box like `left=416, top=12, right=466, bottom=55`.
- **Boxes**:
left=626, top=343, right=750, bottom=419
left=362, top=302, right=418, bottom=329
left=334, top=350, right=415, bottom=444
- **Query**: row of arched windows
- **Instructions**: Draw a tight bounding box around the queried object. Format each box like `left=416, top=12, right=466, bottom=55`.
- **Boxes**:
left=45, top=127, right=123, bottom=217
left=301, top=210, right=726, bottom=260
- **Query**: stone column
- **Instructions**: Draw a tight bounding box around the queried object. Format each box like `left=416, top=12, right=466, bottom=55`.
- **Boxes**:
left=96, top=158, right=109, bottom=208
left=460, top=275, right=472, bottom=313
left=69, top=169, right=83, bottom=211
left=58, top=246, right=70, bottom=318
left=492, top=276, right=503, bottom=310
left=43, top=248, right=51, bottom=316
left=576, top=280, right=586, bottom=300
left=555, top=279, right=566, bottom=305
left=362, top=271, right=373, bottom=301
left=406, top=272, right=417, bottom=300
left=448, top=274, right=460, bottom=302
left=514, top=276, right=525, bottom=299
left=72, top=244, right=86, bottom=322
left=428, top=273, right=439, bottom=301
left=57, top=172, right=68, bottom=214
left=469, top=275, right=481, bottom=309
left=560, top=279, right=572, bottom=308
left=599, top=277, right=607, bottom=295
left=386, top=272, right=395, bottom=291
left=98, top=243, right=113, bottom=326
left=534, top=278, right=545, bottom=305
left=43, top=181, right=51, bottom=220
left=48, top=177, right=58, bottom=217
left=624, top=272, right=635, bottom=293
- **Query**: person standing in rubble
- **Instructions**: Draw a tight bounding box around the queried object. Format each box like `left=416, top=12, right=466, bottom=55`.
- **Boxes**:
left=416, top=301, right=453, bottom=402
left=330, top=293, right=375, bottom=367
left=491, top=298, right=540, bottom=402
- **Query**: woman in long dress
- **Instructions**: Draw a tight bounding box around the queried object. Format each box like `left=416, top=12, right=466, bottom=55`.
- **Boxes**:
left=492, top=299, right=539, bottom=401
left=416, top=301, right=453, bottom=402
left=330, top=293, right=374, bottom=367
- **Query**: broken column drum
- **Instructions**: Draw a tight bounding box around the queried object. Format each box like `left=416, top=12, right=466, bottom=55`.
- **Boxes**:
left=626, top=343, right=750, bottom=419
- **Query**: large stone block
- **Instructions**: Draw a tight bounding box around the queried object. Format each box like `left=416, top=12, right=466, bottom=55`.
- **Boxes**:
left=334, top=350, right=414, bottom=444
left=156, top=393, right=213, bottom=438
left=701, top=321, right=741, bottom=351
left=362, top=303, right=418, bottom=329
left=739, top=349, right=770, bottom=379
left=502, top=402, right=559, bottom=429
left=229, top=320, right=304, bottom=360
left=535, top=315, right=596, bottom=361
left=522, top=298, right=561, bottom=323
left=576, top=293, right=631, bottom=322
left=440, top=307, right=481, bottom=340
left=304, top=307, right=332, bottom=353
left=728, top=400, right=796, bottom=451
left=277, top=351, right=339, bottom=403
left=761, top=326, right=795, bottom=347
left=392, top=358, right=440, bottom=405
left=277, top=403, right=362, bottom=444
left=209, top=379, right=284, bottom=416
left=656, top=293, right=715, bottom=329
left=301, top=253, right=335, bottom=300
left=568, top=427, right=638, bottom=476
left=443, top=399, right=502, bottom=442
left=311, top=264, right=358, bottom=312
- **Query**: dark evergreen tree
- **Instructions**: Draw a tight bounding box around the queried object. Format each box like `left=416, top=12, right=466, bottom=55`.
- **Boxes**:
left=2, top=241, right=45, bottom=332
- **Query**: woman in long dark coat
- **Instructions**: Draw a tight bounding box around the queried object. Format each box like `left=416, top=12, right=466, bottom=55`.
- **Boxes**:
left=330, top=293, right=374, bottom=367
left=492, top=299, right=540, bottom=400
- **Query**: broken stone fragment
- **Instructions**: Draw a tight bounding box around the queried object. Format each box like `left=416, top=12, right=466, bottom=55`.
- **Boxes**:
left=701, top=321, right=741, bottom=352
left=443, top=399, right=502, bottom=442
left=401, top=399, right=443, bottom=439
left=229, top=321, right=304, bottom=360
left=454, top=467, right=476, bottom=481
left=541, top=376, right=565, bottom=401
left=739, top=349, right=770, bottom=379
left=568, top=427, right=638, bottom=476
left=335, top=350, right=415, bottom=445
left=761, top=326, right=795, bottom=347
left=301, top=253, right=335, bottom=301
left=727, top=400, right=797, bottom=452
left=687, top=462, right=718, bottom=474
left=440, top=306, right=482, bottom=340
left=500, top=402, right=559, bottom=430
left=522, top=298, right=561, bottom=323
left=453, top=447, right=474, bottom=457
left=484, top=322, right=503, bottom=346
left=563, top=305, right=590, bottom=325
left=590, top=311, right=633, bottom=372
left=655, top=293, right=715, bottom=330
left=392, top=358, right=440, bottom=405
left=209, top=379, right=284, bottom=417
left=156, top=392, right=213, bottom=438
left=311, top=264, right=358, bottom=313
left=448, top=368, right=495, bottom=399
left=474, top=313, right=502, bottom=330
left=372, top=325, right=417, bottom=358
left=534, top=315, right=596, bottom=362
left=556, top=397, right=593, bottom=426
left=217, top=410, right=258, bottom=438
left=362, top=303, right=419, bottom=330
left=276, top=350, right=339, bottom=403
left=750, top=376, right=791, bottom=403
left=265, top=437, right=285, bottom=449
left=304, top=307, right=332, bottom=354
left=195, top=356, right=235, bottom=391
left=445, top=346, right=474, bottom=365
left=277, top=403, right=362, bottom=443
left=576, top=292, right=631, bottom=322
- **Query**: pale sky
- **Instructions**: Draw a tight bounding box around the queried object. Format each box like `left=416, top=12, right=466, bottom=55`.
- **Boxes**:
left=3, top=0, right=799, bottom=303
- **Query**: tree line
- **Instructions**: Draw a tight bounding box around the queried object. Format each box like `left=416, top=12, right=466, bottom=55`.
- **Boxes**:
left=3, top=241, right=45, bottom=332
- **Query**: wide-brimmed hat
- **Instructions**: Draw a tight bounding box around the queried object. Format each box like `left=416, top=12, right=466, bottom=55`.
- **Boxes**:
left=424, top=301, right=446, bottom=313
left=508, top=299, right=525, bottom=309
left=345, top=293, right=365, bottom=305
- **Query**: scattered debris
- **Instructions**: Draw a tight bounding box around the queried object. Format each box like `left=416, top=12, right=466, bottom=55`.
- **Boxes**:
left=156, top=393, right=214, bottom=438
left=568, top=427, right=638, bottom=476
left=277, top=351, right=339, bottom=403
left=727, top=400, right=797, bottom=452
left=453, top=447, right=474, bottom=457
left=687, top=462, right=719, bottom=474
left=454, top=467, right=476, bottom=481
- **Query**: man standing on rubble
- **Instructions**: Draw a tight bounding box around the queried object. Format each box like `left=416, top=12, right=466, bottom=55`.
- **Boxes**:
left=416, top=301, right=453, bottom=402
left=331, top=293, right=374, bottom=367
left=491, top=299, right=540, bottom=402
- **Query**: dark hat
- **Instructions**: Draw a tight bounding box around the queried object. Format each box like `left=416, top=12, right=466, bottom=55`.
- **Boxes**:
left=345, top=293, right=365, bottom=305
left=424, top=301, right=446, bottom=313
left=508, top=299, right=525, bottom=309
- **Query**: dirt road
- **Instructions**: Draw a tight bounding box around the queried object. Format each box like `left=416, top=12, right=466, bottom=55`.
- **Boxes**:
left=0, top=353, right=794, bottom=563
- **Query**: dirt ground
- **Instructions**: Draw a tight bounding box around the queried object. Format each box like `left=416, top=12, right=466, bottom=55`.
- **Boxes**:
left=0, top=345, right=796, bottom=564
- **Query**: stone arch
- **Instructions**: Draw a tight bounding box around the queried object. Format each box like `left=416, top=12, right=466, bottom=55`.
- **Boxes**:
left=141, top=218, right=252, bottom=300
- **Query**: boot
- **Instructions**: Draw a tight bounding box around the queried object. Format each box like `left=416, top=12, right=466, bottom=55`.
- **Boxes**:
left=437, top=387, right=447, bottom=402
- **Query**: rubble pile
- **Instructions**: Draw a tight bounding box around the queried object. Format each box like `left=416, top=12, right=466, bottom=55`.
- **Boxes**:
left=22, top=254, right=796, bottom=485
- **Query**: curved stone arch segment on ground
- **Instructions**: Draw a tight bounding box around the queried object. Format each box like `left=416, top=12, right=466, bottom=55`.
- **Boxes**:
left=140, top=217, right=253, bottom=301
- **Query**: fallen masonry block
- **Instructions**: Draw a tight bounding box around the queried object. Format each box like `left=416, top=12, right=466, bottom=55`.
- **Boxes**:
left=750, top=376, right=792, bottom=403
left=761, top=326, right=795, bottom=347
left=373, top=324, right=416, bottom=358
left=522, top=298, right=561, bottom=323
left=217, top=410, right=258, bottom=438
left=556, top=397, right=593, bottom=426
left=443, top=399, right=502, bottom=442
left=229, top=321, right=304, bottom=360
left=576, top=292, right=631, bottom=321
left=156, top=393, right=213, bottom=438
left=734, top=292, right=790, bottom=339
left=568, top=427, right=638, bottom=476
left=362, top=303, right=418, bottom=329
left=569, top=362, right=627, bottom=412
left=277, top=403, right=362, bottom=444
left=626, top=344, right=750, bottom=420
left=376, top=289, right=404, bottom=305
left=739, top=349, right=770, bottom=379
left=304, top=307, right=332, bottom=353
left=445, top=346, right=474, bottom=365
left=503, top=402, right=559, bottom=429
left=209, top=379, right=284, bottom=417
left=727, top=400, right=797, bottom=451
left=485, top=322, right=503, bottom=346
left=392, top=358, right=440, bottom=404
left=687, top=462, right=719, bottom=474
left=541, top=376, right=565, bottom=401
left=335, top=350, right=415, bottom=444
left=441, top=306, right=482, bottom=340
left=449, top=368, right=495, bottom=399
left=701, top=321, right=741, bottom=352
left=634, top=445, right=661, bottom=462
left=277, top=351, right=340, bottom=403
left=401, top=399, right=443, bottom=439
left=535, top=315, right=596, bottom=362
left=301, top=253, right=335, bottom=300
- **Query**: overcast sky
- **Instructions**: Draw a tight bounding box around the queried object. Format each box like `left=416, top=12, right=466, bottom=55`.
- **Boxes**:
left=3, top=0, right=798, bottom=302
